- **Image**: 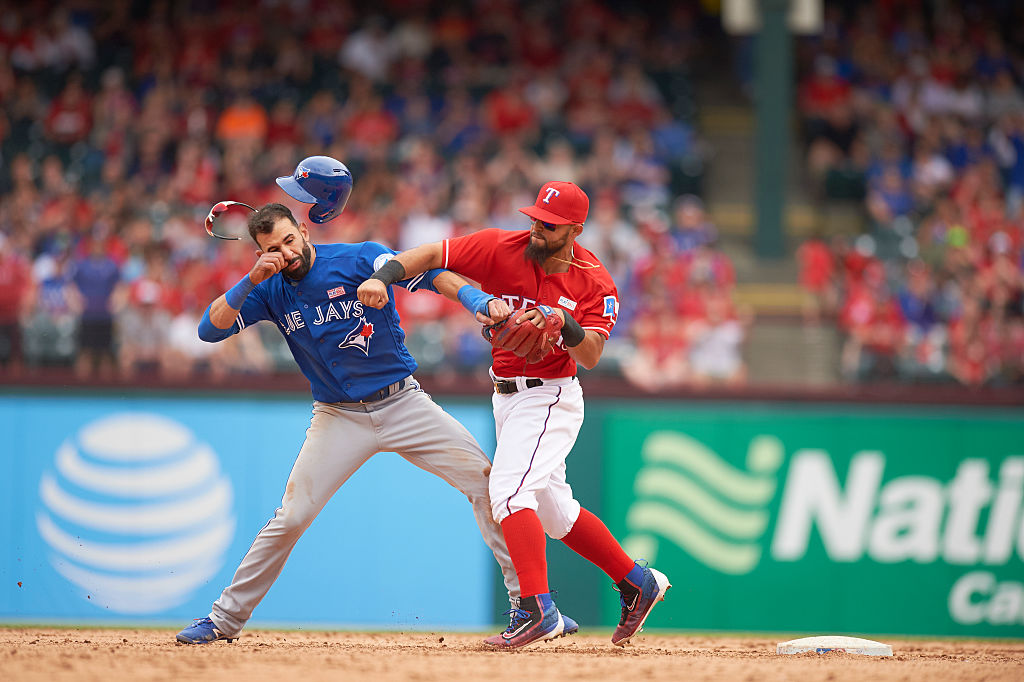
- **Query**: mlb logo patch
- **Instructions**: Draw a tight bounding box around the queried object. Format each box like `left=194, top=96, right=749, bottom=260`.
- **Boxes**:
left=602, top=296, right=618, bottom=318
left=327, top=286, right=346, bottom=299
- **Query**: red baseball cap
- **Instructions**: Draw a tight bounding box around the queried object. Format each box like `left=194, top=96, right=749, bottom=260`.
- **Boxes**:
left=519, top=181, right=589, bottom=225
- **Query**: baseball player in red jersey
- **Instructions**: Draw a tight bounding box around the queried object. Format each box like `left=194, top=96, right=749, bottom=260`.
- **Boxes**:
left=358, top=181, right=671, bottom=649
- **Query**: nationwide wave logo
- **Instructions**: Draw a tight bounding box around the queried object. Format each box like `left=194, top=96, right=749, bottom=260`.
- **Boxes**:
left=621, top=431, right=784, bottom=575
left=36, top=413, right=235, bottom=614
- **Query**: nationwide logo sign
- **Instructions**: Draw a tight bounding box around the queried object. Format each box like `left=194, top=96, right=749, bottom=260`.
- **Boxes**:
left=611, top=420, right=1024, bottom=635
left=36, top=413, right=235, bottom=614
left=621, top=432, right=783, bottom=575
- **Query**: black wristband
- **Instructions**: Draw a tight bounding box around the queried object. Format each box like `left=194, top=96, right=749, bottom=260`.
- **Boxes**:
left=370, top=258, right=406, bottom=286
left=561, top=313, right=586, bottom=347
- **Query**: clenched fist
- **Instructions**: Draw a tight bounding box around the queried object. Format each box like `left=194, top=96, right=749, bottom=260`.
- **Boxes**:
left=357, top=279, right=390, bottom=309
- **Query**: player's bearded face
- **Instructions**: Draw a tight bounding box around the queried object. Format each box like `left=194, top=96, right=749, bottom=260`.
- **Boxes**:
left=525, top=224, right=572, bottom=264
left=283, top=238, right=313, bottom=280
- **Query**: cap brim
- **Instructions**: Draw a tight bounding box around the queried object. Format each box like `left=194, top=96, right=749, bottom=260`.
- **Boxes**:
left=519, top=205, right=573, bottom=225
left=276, top=175, right=319, bottom=204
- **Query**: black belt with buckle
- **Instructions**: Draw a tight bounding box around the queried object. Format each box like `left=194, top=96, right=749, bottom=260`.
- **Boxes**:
left=360, top=377, right=408, bottom=403
left=493, top=378, right=544, bottom=394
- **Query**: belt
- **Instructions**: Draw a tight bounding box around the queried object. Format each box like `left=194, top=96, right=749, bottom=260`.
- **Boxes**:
left=359, top=377, right=409, bottom=403
left=493, top=378, right=545, bottom=394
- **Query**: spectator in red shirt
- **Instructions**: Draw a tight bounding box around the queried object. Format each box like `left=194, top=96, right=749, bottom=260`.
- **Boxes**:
left=681, top=241, right=736, bottom=291
left=266, top=99, right=303, bottom=147
left=948, top=296, right=999, bottom=386
left=622, top=291, right=690, bottom=392
left=169, top=140, right=218, bottom=207
left=0, top=234, right=33, bottom=374
left=482, top=80, right=537, bottom=141
left=607, top=61, right=662, bottom=132
left=343, top=93, right=399, bottom=160
left=797, top=236, right=838, bottom=323
left=45, top=74, right=92, bottom=151
left=518, top=18, right=560, bottom=71
left=799, top=55, right=851, bottom=122
left=840, top=262, right=907, bottom=382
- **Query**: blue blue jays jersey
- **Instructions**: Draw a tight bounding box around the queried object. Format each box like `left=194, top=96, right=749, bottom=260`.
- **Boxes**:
left=227, top=242, right=439, bottom=402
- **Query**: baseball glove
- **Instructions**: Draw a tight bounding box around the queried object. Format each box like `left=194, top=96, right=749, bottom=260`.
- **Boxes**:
left=481, top=305, right=564, bottom=363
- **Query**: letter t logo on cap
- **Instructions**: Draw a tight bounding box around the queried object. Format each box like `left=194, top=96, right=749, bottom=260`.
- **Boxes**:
left=519, top=181, right=590, bottom=225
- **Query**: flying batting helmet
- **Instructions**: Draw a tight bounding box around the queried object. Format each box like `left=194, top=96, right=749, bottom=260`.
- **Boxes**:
left=276, top=156, right=353, bottom=224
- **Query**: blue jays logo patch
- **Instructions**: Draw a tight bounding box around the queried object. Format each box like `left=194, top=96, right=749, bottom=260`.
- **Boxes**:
left=339, top=316, right=374, bottom=355
left=602, top=296, right=618, bottom=318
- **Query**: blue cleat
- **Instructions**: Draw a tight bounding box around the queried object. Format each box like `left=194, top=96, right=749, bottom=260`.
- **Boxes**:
left=611, top=566, right=671, bottom=646
left=176, top=617, right=236, bottom=644
left=484, top=595, right=577, bottom=649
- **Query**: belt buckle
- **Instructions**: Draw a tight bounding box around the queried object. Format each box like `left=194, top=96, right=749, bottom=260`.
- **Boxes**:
left=364, top=378, right=402, bottom=404
left=494, top=379, right=516, bottom=395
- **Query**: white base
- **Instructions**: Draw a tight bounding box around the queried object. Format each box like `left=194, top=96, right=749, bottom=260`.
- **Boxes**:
left=776, top=635, right=893, bottom=656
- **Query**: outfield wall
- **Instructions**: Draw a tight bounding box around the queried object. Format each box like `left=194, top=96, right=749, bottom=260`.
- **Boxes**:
left=2, top=389, right=1022, bottom=637
left=590, top=403, right=1024, bottom=638
left=0, top=392, right=497, bottom=630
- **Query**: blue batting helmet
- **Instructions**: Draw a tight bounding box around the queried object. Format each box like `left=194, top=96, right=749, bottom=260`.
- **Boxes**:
left=276, top=156, right=353, bottom=224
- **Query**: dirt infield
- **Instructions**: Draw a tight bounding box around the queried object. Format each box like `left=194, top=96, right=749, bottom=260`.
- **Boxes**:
left=3, top=627, right=1023, bottom=681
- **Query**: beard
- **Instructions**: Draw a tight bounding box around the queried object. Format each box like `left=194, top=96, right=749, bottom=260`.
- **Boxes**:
left=524, top=233, right=567, bottom=265
left=283, top=240, right=314, bottom=280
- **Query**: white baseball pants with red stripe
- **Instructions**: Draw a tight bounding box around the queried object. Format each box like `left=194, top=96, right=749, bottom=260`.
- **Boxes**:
left=489, top=374, right=584, bottom=539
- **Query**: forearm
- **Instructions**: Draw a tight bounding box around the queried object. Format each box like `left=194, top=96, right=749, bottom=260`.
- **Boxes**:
left=555, top=310, right=604, bottom=369
left=208, top=295, right=241, bottom=329
left=200, top=275, right=255, bottom=341
left=432, top=270, right=471, bottom=302
left=566, top=330, right=604, bottom=370
left=199, top=299, right=238, bottom=343
left=393, top=242, right=445, bottom=278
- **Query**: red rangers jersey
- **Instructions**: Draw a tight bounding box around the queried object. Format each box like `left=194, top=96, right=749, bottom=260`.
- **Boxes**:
left=444, top=228, right=619, bottom=379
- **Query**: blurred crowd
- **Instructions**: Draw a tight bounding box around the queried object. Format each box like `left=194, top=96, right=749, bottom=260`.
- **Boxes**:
left=796, top=1, right=1024, bottom=387
left=613, top=196, right=750, bottom=390
left=0, top=0, right=743, bottom=390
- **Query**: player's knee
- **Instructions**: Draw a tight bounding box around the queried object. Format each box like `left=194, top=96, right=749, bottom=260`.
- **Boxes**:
left=536, top=499, right=581, bottom=540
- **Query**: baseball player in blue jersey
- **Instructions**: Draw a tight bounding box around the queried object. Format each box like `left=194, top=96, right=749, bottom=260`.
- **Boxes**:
left=174, top=186, right=538, bottom=643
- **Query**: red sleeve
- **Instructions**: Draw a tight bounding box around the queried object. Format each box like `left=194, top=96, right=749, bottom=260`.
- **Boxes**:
left=576, top=273, right=619, bottom=340
left=443, top=228, right=502, bottom=286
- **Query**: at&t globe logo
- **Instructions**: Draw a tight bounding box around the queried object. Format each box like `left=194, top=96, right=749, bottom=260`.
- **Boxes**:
left=36, top=413, right=235, bottom=614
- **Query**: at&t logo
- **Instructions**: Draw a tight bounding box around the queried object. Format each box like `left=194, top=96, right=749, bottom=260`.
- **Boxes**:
left=36, top=413, right=235, bottom=614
